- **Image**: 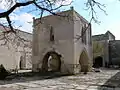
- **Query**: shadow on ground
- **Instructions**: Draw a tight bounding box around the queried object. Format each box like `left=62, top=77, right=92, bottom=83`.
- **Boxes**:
left=0, top=71, right=71, bottom=85
left=98, top=71, right=120, bottom=90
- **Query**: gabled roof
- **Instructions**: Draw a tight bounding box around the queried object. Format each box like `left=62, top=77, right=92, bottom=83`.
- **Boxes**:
left=105, top=30, right=115, bottom=38
left=92, top=31, right=115, bottom=41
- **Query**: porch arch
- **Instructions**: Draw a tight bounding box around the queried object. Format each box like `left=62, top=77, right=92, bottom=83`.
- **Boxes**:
left=93, top=56, right=103, bottom=68
left=79, top=49, right=89, bottom=72
left=41, top=51, right=61, bottom=72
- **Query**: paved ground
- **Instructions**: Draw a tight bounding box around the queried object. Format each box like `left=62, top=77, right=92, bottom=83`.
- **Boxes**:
left=0, top=68, right=120, bottom=90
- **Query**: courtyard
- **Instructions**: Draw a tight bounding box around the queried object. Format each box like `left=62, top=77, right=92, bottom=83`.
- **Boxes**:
left=0, top=68, right=120, bottom=90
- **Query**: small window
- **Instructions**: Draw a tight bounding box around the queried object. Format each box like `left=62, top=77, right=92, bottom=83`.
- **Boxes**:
left=50, top=26, right=54, bottom=42
left=81, top=25, right=86, bottom=44
left=89, top=24, right=92, bottom=45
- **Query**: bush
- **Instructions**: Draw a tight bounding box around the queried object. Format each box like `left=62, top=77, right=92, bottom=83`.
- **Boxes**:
left=0, top=64, right=9, bottom=80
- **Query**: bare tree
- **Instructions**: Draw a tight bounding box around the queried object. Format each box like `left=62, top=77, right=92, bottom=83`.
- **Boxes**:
left=0, top=0, right=106, bottom=33
left=0, top=0, right=72, bottom=33
left=0, top=0, right=108, bottom=45
left=0, top=0, right=72, bottom=49
left=75, top=0, right=107, bottom=41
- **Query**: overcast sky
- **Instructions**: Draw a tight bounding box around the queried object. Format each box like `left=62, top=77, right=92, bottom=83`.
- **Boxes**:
left=0, top=0, right=120, bottom=39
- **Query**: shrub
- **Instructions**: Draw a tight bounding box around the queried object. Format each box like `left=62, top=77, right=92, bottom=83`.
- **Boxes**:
left=0, top=64, right=9, bottom=80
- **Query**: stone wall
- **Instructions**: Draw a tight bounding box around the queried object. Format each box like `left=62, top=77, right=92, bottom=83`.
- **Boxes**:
left=32, top=10, right=75, bottom=73
left=73, top=11, right=92, bottom=73
left=92, top=31, right=115, bottom=67
left=92, top=40, right=109, bottom=67
left=32, top=9, right=92, bottom=74
left=0, top=29, right=32, bottom=70
left=109, top=40, right=120, bottom=65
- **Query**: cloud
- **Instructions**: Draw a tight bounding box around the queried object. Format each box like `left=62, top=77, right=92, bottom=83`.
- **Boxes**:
left=10, top=13, right=33, bottom=22
left=4, top=12, right=33, bottom=33
left=0, top=18, right=7, bottom=23
left=18, top=22, right=33, bottom=33
left=10, top=13, right=19, bottom=21
left=12, top=13, right=34, bottom=33
left=55, top=0, right=72, bottom=6
left=19, top=13, right=33, bottom=23
left=0, top=12, right=33, bottom=33
left=0, top=0, right=16, bottom=10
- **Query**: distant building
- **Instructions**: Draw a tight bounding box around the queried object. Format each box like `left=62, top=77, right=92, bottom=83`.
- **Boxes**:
left=92, top=31, right=115, bottom=41
left=92, top=31, right=120, bottom=67
left=109, top=40, right=120, bottom=66
left=0, top=25, right=32, bottom=71
left=32, top=8, right=93, bottom=74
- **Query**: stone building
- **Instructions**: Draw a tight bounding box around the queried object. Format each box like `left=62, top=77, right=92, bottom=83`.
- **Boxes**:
left=0, top=25, right=32, bottom=71
left=32, top=8, right=92, bottom=74
left=92, top=31, right=115, bottom=67
left=109, top=40, right=120, bottom=66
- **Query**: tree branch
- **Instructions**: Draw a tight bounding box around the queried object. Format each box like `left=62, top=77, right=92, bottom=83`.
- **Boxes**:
left=0, top=1, right=34, bottom=18
left=6, top=16, right=15, bottom=33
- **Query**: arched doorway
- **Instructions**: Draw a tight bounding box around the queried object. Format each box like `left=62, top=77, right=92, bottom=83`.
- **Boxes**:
left=41, top=51, right=61, bottom=72
left=19, top=56, right=24, bottom=70
left=93, top=56, right=103, bottom=68
left=79, top=50, right=89, bottom=72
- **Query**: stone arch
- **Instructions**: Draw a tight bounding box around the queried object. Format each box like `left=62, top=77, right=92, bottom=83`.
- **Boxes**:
left=19, top=56, right=24, bottom=70
left=41, top=51, right=61, bottom=72
left=79, top=49, right=89, bottom=72
left=93, top=56, right=103, bottom=68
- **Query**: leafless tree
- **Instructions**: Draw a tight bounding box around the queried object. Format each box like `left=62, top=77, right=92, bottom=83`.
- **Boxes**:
left=0, top=0, right=108, bottom=45
left=0, top=0, right=106, bottom=33
left=75, top=0, right=107, bottom=41
left=0, top=0, right=72, bottom=33
left=0, top=0, right=72, bottom=47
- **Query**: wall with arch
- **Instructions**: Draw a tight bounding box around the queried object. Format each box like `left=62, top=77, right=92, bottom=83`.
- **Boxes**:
left=32, top=9, right=92, bottom=74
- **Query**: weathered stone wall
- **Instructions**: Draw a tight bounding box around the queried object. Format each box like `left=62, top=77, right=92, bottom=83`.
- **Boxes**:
left=32, top=10, right=74, bottom=73
left=73, top=11, right=92, bottom=73
left=109, top=40, right=120, bottom=65
left=92, top=31, right=115, bottom=67
left=32, top=9, right=92, bottom=74
left=0, top=30, right=32, bottom=70
left=92, top=40, right=109, bottom=67
left=92, top=34, right=108, bottom=41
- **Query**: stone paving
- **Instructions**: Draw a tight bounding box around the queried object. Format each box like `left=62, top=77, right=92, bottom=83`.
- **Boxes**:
left=0, top=69, right=120, bottom=90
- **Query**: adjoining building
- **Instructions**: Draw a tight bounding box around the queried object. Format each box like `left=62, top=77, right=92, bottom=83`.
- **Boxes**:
left=92, top=31, right=120, bottom=68
left=32, top=7, right=93, bottom=74
left=0, top=25, right=32, bottom=71
left=109, top=40, right=120, bottom=66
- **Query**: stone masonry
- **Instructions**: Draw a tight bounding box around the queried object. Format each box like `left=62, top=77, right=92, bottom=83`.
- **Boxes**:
left=0, top=25, right=32, bottom=70
left=32, top=8, right=92, bottom=74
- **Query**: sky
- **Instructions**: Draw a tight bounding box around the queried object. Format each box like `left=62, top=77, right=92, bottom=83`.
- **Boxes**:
left=71, top=0, right=120, bottom=40
left=0, top=0, right=120, bottom=39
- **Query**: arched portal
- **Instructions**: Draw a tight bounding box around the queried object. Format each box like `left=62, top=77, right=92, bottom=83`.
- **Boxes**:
left=41, top=51, right=61, bottom=72
left=79, top=50, right=89, bottom=72
left=93, top=56, right=103, bottom=68
left=19, top=56, right=24, bottom=70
